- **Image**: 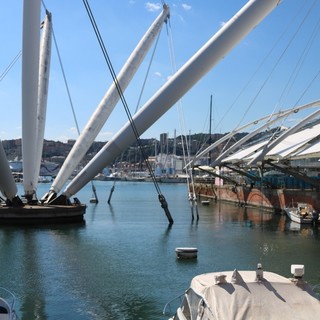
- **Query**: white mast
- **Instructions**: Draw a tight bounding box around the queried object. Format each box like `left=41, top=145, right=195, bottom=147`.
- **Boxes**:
left=0, top=141, right=17, bottom=202
left=60, top=0, right=283, bottom=199
left=22, top=0, right=41, bottom=198
left=47, top=4, right=170, bottom=198
left=32, top=11, right=52, bottom=190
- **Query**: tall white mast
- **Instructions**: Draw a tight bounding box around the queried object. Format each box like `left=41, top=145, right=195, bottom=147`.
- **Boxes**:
left=0, top=141, right=17, bottom=202
left=21, top=0, right=41, bottom=199
left=32, top=11, right=52, bottom=190
left=60, top=0, right=283, bottom=199
left=46, top=4, right=170, bottom=199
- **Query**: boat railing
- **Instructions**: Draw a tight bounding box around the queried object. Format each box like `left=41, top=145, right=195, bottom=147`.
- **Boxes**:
left=163, top=293, right=185, bottom=316
left=0, top=287, right=16, bottom=313
left=163, top=288, right=215, bottom=319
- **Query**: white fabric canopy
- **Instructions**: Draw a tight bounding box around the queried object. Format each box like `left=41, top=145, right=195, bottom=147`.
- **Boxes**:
left=185, top=269, right=320, bottom=320
left=221, top=123, right=320, bottom=164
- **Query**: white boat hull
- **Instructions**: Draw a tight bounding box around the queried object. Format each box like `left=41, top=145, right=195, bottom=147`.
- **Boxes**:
left=285, top=210, right=315, bottom=224
left=284, top=202, right=319, bottom=224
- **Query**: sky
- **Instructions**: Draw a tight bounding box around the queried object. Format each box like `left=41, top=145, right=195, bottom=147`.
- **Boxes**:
left=1, top=0, right=320, bottom=143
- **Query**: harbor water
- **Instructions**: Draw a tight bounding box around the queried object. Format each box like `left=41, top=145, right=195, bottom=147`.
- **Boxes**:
left=1, top=181, right=320, bottom=319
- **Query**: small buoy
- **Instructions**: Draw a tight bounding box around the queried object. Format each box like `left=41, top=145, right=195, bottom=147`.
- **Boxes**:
left=175, top=247, right=198, bottom=259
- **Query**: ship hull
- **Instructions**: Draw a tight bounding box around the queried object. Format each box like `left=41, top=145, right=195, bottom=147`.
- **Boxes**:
left=192, top=183, right=320, bottom=212
left=0, top=204, right=86, bottom=224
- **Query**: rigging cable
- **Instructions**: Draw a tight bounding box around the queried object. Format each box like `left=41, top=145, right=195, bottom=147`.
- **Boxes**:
left=0, top=51, right=22, bottom=82
left=134, top=30, right=162, bottom=114
left=165, top=13, right=198, bottom=220
left=41, top=0, right=81, bottom=136
left=82, top=0, right=173, bottom=224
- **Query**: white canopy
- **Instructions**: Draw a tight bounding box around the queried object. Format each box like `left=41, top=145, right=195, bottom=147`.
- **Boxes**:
left=221, top=123, right=320, bottom=164
left=182, top=269, right=320, bottom=320
left=222, top=141, right=267, bottom=163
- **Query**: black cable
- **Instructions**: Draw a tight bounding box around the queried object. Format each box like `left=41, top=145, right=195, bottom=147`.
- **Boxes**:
left=83, top=0, right=173, bottom=223
left=0, top=51, right=21, bottom=82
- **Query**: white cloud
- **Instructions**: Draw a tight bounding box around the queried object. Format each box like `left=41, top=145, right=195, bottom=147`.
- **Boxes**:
left=145, top=2, right=162, bottom=12
left=220, top=21, right=227, bottom=28
left=69, top=127, right=79, bottom=135
left=154, top=71, right=162, bottom=78
left=182, top=3, right=191, bottom=11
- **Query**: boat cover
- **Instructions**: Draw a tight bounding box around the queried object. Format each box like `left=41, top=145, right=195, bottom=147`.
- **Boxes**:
left=184, top=270, right=320, bottom=320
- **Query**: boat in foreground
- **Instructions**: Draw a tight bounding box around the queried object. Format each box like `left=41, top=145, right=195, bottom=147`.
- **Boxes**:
left=284, top=202, right=319, bottom=224
left=164, top=264, right=320, bottom=320
left=0, top=287, right=18, bottom=320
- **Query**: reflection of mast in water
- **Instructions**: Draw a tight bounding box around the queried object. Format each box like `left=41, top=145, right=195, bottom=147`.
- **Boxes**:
left=208, top=94, right=212, bottom=165
left=20, top=232, right=48, bottom=320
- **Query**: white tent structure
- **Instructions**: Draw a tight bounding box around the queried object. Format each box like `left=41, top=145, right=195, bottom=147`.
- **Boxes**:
left=222, top=122, right=320, bottom=165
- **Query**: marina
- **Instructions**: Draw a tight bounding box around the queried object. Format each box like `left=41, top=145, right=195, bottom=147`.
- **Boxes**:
left=0, top=181, right=319, bottom=319
left=1, top=0, right=320, bottom=318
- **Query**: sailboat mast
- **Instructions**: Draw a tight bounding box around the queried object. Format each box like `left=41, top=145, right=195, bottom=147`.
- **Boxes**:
left=61, top=0, right=283, bottom=199
left=32, top=11, right=52, bottom=190
left=21, top=0, right=41, bottom=198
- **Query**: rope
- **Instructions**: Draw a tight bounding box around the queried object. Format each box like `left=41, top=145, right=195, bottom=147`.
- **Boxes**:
left=51, top=25, right=81, bottom=136
left=42, top=0, right=81, bottom=136
left=83, top=0, right=173, bottom=224
left=164, top=13, right=198, bottom=219
left=0, top=51, right=21, bottom=82
left=134, top=30, right=162, bottom=114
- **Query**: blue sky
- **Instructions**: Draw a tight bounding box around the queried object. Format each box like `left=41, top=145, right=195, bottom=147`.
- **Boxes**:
left=1, top=0, right=320, bottom=143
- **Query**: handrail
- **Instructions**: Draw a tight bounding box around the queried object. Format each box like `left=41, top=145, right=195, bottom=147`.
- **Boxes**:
left=162, top=293, right=185, bottom=316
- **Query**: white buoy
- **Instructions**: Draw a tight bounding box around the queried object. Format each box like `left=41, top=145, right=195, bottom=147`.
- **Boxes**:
left=175, top=247, right=198, bottom=259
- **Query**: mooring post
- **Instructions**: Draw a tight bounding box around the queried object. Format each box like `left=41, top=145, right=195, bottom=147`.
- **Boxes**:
left=158, top=194, right=174, bottom=224
left=107, top=185, right=115, bottom=204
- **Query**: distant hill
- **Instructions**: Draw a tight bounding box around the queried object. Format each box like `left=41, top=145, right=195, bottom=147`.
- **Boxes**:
left=2, top=132, right=249, bottom=164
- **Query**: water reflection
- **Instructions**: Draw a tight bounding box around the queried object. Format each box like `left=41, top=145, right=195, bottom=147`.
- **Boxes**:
left=202, top=201, right=320, bottom=237
left=0, top=223, right=86, bottom=319
left=3, top=182, right=320, bottom=319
